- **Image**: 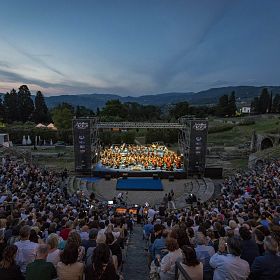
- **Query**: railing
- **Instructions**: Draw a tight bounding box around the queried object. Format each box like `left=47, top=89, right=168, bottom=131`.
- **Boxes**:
left=175, top=261, right=192, bottom=280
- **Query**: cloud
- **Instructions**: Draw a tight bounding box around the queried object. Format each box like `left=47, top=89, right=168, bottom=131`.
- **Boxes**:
left=2, top=36, right=64, bottom=77
left=0, top=68, right=132, bottom=95
left=154, top=1, right=234, bottom=88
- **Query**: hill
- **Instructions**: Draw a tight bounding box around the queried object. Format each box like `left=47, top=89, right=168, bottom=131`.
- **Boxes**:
left=2, top=86, right=280, bottom=110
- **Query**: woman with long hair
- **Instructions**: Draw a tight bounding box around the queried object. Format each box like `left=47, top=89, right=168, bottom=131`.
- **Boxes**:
left=0, top=245, right=24, bottom=280
left=179, top=246, right=203, bottom=280
left=67, top=230, right=85, bottom=262
left=85, top=243, right=119, bottom=280
left=57, top=243, right=84, bottom=280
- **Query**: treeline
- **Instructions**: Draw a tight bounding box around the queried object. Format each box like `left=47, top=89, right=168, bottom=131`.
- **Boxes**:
left=251, top=88, right=280, bottom=114
left=0, top=85, right=51, bottom=124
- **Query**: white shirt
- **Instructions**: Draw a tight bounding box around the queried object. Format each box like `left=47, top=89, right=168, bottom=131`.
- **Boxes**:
left=210, top=253, right=250, bottom=280
left=47, top=249, right=61, bottom=267
left=15, top=240, right=38, bottom=273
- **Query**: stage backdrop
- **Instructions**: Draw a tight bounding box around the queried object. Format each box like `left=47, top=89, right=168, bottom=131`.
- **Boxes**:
left=73, top=119, right=92, bottom=172
left=188, top=120, right=208, bottom=174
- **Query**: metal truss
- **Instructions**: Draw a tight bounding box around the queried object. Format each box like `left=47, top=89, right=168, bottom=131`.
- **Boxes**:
left=98, top=122, right=183, bottom=129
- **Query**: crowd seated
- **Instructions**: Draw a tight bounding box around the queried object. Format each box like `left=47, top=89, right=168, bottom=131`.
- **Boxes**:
left=145, top=160, right=280, bottom=280
left=100, top=143, right=183, bottom=171
left=1, top=155, right=280, bottom=279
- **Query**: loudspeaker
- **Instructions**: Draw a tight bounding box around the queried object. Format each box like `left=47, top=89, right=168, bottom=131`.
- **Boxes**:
left=169, top=175, right=174, bottom=181
left=123, top=173, right=128, bottom=179
left=153, top=174, right=159, bottom=180
left=105, top=174, right=111, bottom=180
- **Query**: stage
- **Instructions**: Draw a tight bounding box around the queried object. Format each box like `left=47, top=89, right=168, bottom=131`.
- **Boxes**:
left=116, top=178, right=163, bottom=191
left=91, top=162, right=187, bottom=179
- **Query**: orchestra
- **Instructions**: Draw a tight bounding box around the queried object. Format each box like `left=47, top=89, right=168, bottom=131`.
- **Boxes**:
left=100, top=143, right=183, bottom=171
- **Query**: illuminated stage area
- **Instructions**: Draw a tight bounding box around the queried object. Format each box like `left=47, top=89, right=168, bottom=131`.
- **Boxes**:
left=99, top=143, right=184, bottom=173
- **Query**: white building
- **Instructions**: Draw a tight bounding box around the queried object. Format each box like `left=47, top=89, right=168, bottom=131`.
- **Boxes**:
left=241, top=107, right=251, bottom=114
left=0, top=133, right=11, bottom=147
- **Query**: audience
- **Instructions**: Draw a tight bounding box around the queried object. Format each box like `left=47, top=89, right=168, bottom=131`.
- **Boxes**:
left=1, top=154, right=280, bottom=279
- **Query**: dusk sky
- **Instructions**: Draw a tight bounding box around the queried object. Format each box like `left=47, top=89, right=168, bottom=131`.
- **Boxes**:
left=0, top=0, right=280, bottom=96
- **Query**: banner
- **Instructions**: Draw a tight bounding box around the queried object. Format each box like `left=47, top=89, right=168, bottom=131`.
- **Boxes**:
left=188, top=120, right=208, bottom=174
left=73, top=119, right=92, bottom=172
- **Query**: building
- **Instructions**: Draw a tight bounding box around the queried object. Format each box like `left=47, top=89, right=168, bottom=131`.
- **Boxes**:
left=241, top=107, right=251, bottom=114
left=0, top=133, right=11, bottom=147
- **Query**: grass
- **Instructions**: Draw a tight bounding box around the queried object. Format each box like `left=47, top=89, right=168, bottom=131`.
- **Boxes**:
left=208, top=117, right=280, bottom=146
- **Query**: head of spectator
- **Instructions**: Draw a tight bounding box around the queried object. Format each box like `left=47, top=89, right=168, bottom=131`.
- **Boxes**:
left=196, top=232, right=207, bottom=246
left=0, top=245, right=18, bottom=269
left=166, top=238, right=179, bottom=252
left=264, top=236, right=278, bottom=255
left=60, top=243, right=78, bottom=265
left=96, top=232, right=106, bottom=244
left=182, top=246, right=200, bottom=266
left=29, top=229, right=38, bottom=243
left=239, top=226, right=252, bottom=240
left=89, top=229, right=98, bottom=241
left=227, top=237, right=242, bottom=256
left=47, top=233, right=59, bottom=251
left=36, top=244, right=49, bottom=260
left=19, top=225, right=31, bottom=241
left=67, top=230, right=82, bottom=247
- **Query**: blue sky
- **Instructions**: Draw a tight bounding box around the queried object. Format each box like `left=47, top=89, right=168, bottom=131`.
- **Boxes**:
left=0, top=0, right=279, bottom=96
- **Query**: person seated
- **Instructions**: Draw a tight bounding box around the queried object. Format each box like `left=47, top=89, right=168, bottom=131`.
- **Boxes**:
left=0, top=245, right=24, bottom=280
left=85, top=243, right=119, bottom=280
left=210, top=236, right=250, bottom=280
left=159, top=238, right=183, bottom=280
left=57, top=244, right=84, bottom=280
left=250, top=236, right=280, bottom=280
left=26, top=244, right=57, bottom=280
left=179, top=246, right=203, bottom=280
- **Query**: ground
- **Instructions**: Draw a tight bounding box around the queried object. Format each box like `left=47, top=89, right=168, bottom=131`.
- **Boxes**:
left=92, top=178, right=190, bottom=206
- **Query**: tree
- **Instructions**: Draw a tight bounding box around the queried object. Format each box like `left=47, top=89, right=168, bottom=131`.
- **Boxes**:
left=3, top=89, right=19, bottom=122
left=33, top=91, right=52, bottom=123
left=258, top=88, right=270, bottom=114
left=169, top=102, right=189, bottom=119
left=216, top=94, right=229, bottom=116
left=51, top=103, right=75, bottom=129
left=251, top=97, right=260, bottom=114
left=101, top=100, right=128, bottom=120
left=0, top=97, right=5, bottom=121
left=17, top=85, right=34, bottom=122
left=75, top=106, right=95, bottom=118
left=228, top=91, right=237, bottom=116
left=272, top=94, right=280, bottom=113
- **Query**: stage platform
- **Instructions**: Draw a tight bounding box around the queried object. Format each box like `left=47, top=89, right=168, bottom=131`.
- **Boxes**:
left=116, top=178, right=163, bottom=191
left=92, top=163, right=187, bottom=179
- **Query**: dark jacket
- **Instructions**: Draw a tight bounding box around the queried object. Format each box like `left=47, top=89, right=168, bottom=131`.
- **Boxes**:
left=240, top=239, right=260, bottom=266
left=0, top=264, right=25, bottom=280
left=26, top=259, right=57, bottom=280
left=250, top=252, right=280, bottom=280
left=85, top=262, right=119, bottom=280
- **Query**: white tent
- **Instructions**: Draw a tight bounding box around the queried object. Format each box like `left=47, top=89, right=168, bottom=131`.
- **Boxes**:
left=36, top=123, right=46, bottom=128
left=47, top=123, right=57, bottom=130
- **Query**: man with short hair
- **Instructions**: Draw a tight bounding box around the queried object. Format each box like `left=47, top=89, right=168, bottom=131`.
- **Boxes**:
left=195, top=232, right=215, bottom=280
left=15, top=225, right=38, bottom=274
left=210, top=236, right=250, bottom=280
left=26, top=244, right=57, bottom=280
left=250, top=236, right=280, bottom=280
left=83, top=228, right=98, bottom=253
